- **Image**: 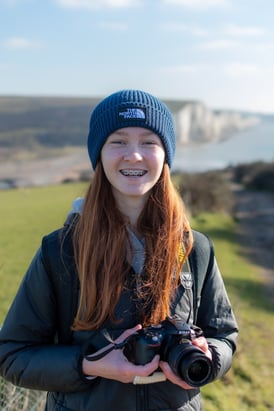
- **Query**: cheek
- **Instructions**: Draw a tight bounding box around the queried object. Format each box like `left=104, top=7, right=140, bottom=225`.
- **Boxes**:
left=154, top=153, right=165, bottom=174
left=101, top=161, right=116, bottom=183
left=101, top=157, right=112, bottom=182
left=101, top=151, right=116, bottom=171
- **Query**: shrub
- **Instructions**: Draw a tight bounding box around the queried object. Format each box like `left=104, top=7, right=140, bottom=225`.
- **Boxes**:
left=246, top=168, right=274, bottom=192
left=232, top=161, right=274, bottom=192
left=172, top=170, right=234, bottom=216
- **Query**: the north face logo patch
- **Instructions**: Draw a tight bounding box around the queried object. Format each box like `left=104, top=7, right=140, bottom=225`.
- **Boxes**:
left=118, top=107, right=146, bottom=120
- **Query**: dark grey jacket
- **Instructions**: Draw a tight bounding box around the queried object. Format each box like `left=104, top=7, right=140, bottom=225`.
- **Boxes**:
left=0, top=223, right=238, bottom=411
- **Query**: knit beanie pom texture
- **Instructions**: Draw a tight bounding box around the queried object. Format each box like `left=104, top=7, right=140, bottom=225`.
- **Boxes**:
left=87, top=89, right=176, bottom=169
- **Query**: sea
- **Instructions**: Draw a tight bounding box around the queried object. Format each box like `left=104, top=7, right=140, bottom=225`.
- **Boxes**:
left=172, top=115, right=274, bottom=172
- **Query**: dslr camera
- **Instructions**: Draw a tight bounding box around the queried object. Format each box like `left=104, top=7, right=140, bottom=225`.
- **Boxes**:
left=124, top=316, right=213, bottom=387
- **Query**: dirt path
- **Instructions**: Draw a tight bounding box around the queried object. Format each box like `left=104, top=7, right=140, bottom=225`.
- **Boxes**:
left=234, top=188, right=274, bottom=304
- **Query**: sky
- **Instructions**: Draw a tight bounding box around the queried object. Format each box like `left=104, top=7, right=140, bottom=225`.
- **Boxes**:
left=0, top=0, right=274, bottom=114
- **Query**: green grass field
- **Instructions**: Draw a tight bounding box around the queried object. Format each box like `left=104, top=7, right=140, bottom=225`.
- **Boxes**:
left=0, top=184, right=274, bottom=410
left=0, top=183, right=88, bottom=318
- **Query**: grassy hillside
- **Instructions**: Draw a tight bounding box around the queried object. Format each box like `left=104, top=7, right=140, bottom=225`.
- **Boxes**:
left=0, top=183, right=88, bottom=317
left=0, top=184, right=273, bottom=410
left=193, top=213, right=274, bottom=411
left=0, top=96, right=100, bottom=161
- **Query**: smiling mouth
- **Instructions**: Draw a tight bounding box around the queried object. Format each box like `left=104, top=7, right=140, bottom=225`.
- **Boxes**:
left=120, top=169, right=147, bottom=177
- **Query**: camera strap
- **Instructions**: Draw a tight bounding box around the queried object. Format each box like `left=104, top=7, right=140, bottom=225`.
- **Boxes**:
left=179, top=243, right=193, bottom=324
left=133, top=372, right=167, bottom=385
left=85, top=329, right=130, bottom=362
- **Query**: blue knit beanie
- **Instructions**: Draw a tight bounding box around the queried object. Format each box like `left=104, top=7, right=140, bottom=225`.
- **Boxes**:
left=87, top=89, right=176, bottom=169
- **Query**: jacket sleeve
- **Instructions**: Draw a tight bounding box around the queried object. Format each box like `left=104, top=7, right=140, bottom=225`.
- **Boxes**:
left=197, top=253, right=238, bottom=381
left=0, top=248, right=93, bottom=393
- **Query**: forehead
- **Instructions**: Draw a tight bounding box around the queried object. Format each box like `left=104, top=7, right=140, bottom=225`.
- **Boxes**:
left=109, top=127, right=159, bottom=137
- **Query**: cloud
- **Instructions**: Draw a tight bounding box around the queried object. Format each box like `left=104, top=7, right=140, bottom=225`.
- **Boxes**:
left=198, top=24, right=270, bottom=50
left=224, top=63, right=261, bottom=77
left=3, top=37, right=42, bottom=49
left=161, top=61, right=273, bottom=80
left=163, top=23, right=208, bottom=37
left=223, top=63, right=274, bottom=80
left=252, top=42, right=274, bottom=52
left=163, top=0, right=230, bottom=9
left=199, top=41, right=274, bottom=56
left=224, top=24, right=267, bottom=37
left=200, top=39, right=238, bottom=50
left=56, top=0, right=231, bottom=9
left=97, top=21, right=128, bottom=31
left=55, top=0, right=140, bottom=8
left=161, top=64, right=206, bottom=74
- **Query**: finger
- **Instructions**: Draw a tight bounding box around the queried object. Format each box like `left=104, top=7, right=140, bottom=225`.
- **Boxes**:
left=159, top=361, right=193, bottom=390
left=192, top=337, right=207, bottom=350
left=127, top=355, right=160, bottom=381
left=192, top=338, right=212, bottom=360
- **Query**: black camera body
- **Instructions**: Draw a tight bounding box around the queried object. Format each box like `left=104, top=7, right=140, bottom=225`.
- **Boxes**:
left=124, top=316, right=213, bottom=387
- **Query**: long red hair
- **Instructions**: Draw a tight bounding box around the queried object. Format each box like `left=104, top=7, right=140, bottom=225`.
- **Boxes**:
left=72, top=162, right=193, bottom=330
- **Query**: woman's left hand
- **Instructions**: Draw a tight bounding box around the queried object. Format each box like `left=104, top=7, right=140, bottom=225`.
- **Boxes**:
left=159, top=336, right=212, bottom=390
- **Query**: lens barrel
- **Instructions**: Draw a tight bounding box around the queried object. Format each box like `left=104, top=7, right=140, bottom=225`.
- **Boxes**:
left=166, top=342, right=213, bottom=387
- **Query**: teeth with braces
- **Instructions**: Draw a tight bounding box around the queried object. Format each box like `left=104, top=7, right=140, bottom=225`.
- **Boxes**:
left=121, top=170, right=146, bottom=176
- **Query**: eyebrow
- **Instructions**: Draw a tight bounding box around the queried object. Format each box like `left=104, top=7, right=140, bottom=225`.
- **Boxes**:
left=114, top=129, right=156, bottom=137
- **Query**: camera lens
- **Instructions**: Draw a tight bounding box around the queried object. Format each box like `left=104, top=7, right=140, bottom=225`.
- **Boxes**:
left=167, top=343, right=213, bottom=387
left=185, top=357, right=212, bottom=385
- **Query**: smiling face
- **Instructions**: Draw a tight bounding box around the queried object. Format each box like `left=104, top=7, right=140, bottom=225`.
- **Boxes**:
left=101, top=127, right=166, bottom=215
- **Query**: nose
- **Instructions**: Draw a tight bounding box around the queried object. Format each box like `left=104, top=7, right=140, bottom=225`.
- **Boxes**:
left=123, top=144, right=143, bottom=162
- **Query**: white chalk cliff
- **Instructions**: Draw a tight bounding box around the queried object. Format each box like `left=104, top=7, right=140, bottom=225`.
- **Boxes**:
left=165, top=101, right=260, bottom=145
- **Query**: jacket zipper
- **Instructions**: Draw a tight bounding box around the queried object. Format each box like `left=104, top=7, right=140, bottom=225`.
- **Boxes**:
left=136, top=385, right=148, bottom=411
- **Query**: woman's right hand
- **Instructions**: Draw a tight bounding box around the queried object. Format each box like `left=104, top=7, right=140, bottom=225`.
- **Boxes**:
left=82, top=324, right=160, bottom=384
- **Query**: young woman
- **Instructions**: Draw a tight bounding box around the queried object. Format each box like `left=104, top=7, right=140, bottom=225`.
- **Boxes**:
left=0, top=89, right=238, bottom=411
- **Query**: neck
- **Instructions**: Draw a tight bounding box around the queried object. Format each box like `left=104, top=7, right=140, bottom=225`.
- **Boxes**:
left=115, top=196, right=147, bottom=228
